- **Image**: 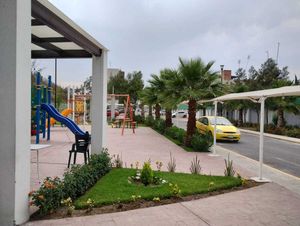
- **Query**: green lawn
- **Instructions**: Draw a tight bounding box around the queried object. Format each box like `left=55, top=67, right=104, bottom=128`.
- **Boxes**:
left=75, top=168, right=241, bottom=209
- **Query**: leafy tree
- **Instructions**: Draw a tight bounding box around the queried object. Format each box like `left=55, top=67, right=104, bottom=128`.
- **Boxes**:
left=225, top=68, right=249, bottom=126
left=127, top=71, right=144, bottom=107
left=107, top=71, right=129, bottom=95
left=230, top=59, right=299, bottom=127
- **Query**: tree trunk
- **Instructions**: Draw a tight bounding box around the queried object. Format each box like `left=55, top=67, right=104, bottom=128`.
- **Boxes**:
left=149, top=105, right=152, bottom=117
left=256, top=108, right=260, bottom=129
left=203, top=108, right=206, bottom=116
left=155, top=103, right=161, bottom=120
left=165, top=109, right=172, bottom=128
left=277, top=108, right=284, bottom=128
left=185, top=99, right=196, bottom=147
left=238, top=109, right=243, bottom=127
left=141, top=104, right=145, bottom=118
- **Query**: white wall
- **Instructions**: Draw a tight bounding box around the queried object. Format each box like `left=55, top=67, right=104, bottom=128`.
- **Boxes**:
left=0, top=0, right=31, bottom=224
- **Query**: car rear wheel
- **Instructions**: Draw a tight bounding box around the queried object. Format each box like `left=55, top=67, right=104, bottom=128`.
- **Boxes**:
left=207, top=131, right=213, bottom=147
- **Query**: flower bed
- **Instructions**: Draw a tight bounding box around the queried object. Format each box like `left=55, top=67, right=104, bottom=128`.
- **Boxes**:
left=29, top=150, right=111, bottom=215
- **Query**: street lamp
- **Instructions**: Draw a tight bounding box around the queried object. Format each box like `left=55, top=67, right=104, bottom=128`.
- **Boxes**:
left=220, top=65, right=224, bottom=116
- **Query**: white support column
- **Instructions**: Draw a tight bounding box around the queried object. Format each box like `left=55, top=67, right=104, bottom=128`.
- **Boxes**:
left=209, top=101, right=219, bottom=156
left=91, top=51, right=108, bottom=153
left=251, top=97, right=270, bottom=182
left=0, top=0, right=31, bottom=224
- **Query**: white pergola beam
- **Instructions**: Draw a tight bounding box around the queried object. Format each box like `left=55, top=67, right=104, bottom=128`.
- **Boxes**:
left=91, top=52, right=108, bottom=153
left=0, top=0, right=31, bottom=224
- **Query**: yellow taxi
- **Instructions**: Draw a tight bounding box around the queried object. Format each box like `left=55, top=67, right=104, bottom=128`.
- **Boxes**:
left=196, top=116, right=240, bottom=142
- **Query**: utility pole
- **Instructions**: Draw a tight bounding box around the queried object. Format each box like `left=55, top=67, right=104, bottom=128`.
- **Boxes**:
left=276, top=42, right=280, bottom=64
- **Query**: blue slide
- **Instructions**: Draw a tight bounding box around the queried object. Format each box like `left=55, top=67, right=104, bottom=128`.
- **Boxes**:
left=41, top=103, right=86, bottom=135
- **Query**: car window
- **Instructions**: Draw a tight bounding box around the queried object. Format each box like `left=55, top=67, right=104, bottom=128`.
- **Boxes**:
left=203, top=117, right=209, bottom=125
left=209, top=117, right=232, bottom=126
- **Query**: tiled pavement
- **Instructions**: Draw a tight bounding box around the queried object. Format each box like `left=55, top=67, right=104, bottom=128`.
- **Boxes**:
left=26, top=126, right=300, bottom=226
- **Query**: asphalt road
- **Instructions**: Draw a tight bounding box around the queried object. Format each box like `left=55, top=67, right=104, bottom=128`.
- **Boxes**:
left=173, top=118, right=300, bottom=178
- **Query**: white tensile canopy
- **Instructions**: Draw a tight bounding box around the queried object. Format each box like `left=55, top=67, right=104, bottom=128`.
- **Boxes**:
left=202, top=85, right=300, bottom=182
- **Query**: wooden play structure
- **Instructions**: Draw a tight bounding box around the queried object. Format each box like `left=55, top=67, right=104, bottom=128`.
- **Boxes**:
left=109, top=94, right=136, bottom=135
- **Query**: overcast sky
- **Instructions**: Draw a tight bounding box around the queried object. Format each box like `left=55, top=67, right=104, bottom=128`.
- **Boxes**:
left=36, top=0, right=300, bottom=87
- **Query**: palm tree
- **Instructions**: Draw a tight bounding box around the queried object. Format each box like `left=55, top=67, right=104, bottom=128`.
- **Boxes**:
left=140, top=86, right=158, bottom=119
left=176, top=57, right=222, bottom=146
left=148, top=74, right=164, bottom=120
left=158, top=69, right=181, bottom=127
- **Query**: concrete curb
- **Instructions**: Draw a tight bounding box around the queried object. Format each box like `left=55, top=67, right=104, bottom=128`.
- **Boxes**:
left=239, top=128, right=300, bottom=144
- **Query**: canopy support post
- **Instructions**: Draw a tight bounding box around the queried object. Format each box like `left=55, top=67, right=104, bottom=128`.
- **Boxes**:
left=209, top=101, right=219, bottom=157
left=251, top=96, right=271, bottom=182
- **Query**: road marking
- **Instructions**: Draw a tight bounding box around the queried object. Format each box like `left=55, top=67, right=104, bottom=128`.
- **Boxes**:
left=273, top=157, right=300, bottom=167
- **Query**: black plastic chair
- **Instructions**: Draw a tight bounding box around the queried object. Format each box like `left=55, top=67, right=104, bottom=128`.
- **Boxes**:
left=68, top=132, right=91, bottom=168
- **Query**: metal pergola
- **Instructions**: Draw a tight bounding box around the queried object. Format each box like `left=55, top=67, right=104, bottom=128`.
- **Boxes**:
left=203, top=85, right=300, bottom=182
left=31, top=0, right=105, bottom=59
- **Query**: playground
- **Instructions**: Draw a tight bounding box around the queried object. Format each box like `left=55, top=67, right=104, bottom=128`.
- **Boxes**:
left=2, top=1, right=300, bottom=225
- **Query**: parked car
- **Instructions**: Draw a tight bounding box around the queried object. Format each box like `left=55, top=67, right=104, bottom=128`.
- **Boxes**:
left=172, top=111, right=187, bottom=118
left=160, top=110, right=166, bottom=115
left=196, top=116, right=240, bottom=142
left=107, top=109, right=119, bottom=117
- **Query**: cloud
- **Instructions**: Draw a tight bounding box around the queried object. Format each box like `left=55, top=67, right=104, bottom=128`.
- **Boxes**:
left=43, top=0, right=300, bottom=85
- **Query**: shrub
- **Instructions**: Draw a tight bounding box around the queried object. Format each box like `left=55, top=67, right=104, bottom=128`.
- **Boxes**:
left=145, top=116, right=155, bottom=126
left=190, top=156, right=201, bottom=174
left=134, top=115, right=145, bottom=124
left=86, top=198, right=95, bottom=212
left=165, top=126, right=186, bottom=144
left=61, top=197, right=75, bottom=216
left=141, top=162, right=154, bottom=185
left=176, top=128, right=186, bottom=144
left=152, top=119, right=166, bottom=134
left=63, top=150, right=111, bottom=200
left=167, top=152, right=176, bottom=173
left=224, top=154, right=235, bottom=177
left=191, top=132, right=211, bottom=152
left=30, top=150, right=111, bottom=214
left=112, top=154, right=123, bottom=168
left=29, top=177, right=64, bottom=214
left=169, top=183, right=181, bottom=197
left=285, top=128, right=300, bottom=138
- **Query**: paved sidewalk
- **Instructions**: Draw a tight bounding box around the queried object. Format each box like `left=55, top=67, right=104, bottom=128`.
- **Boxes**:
left=25, top=183, right=300, bottom=226
left=107, top=127, right=252, bottom=177
left=27, top=126, right=300, bottom=226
